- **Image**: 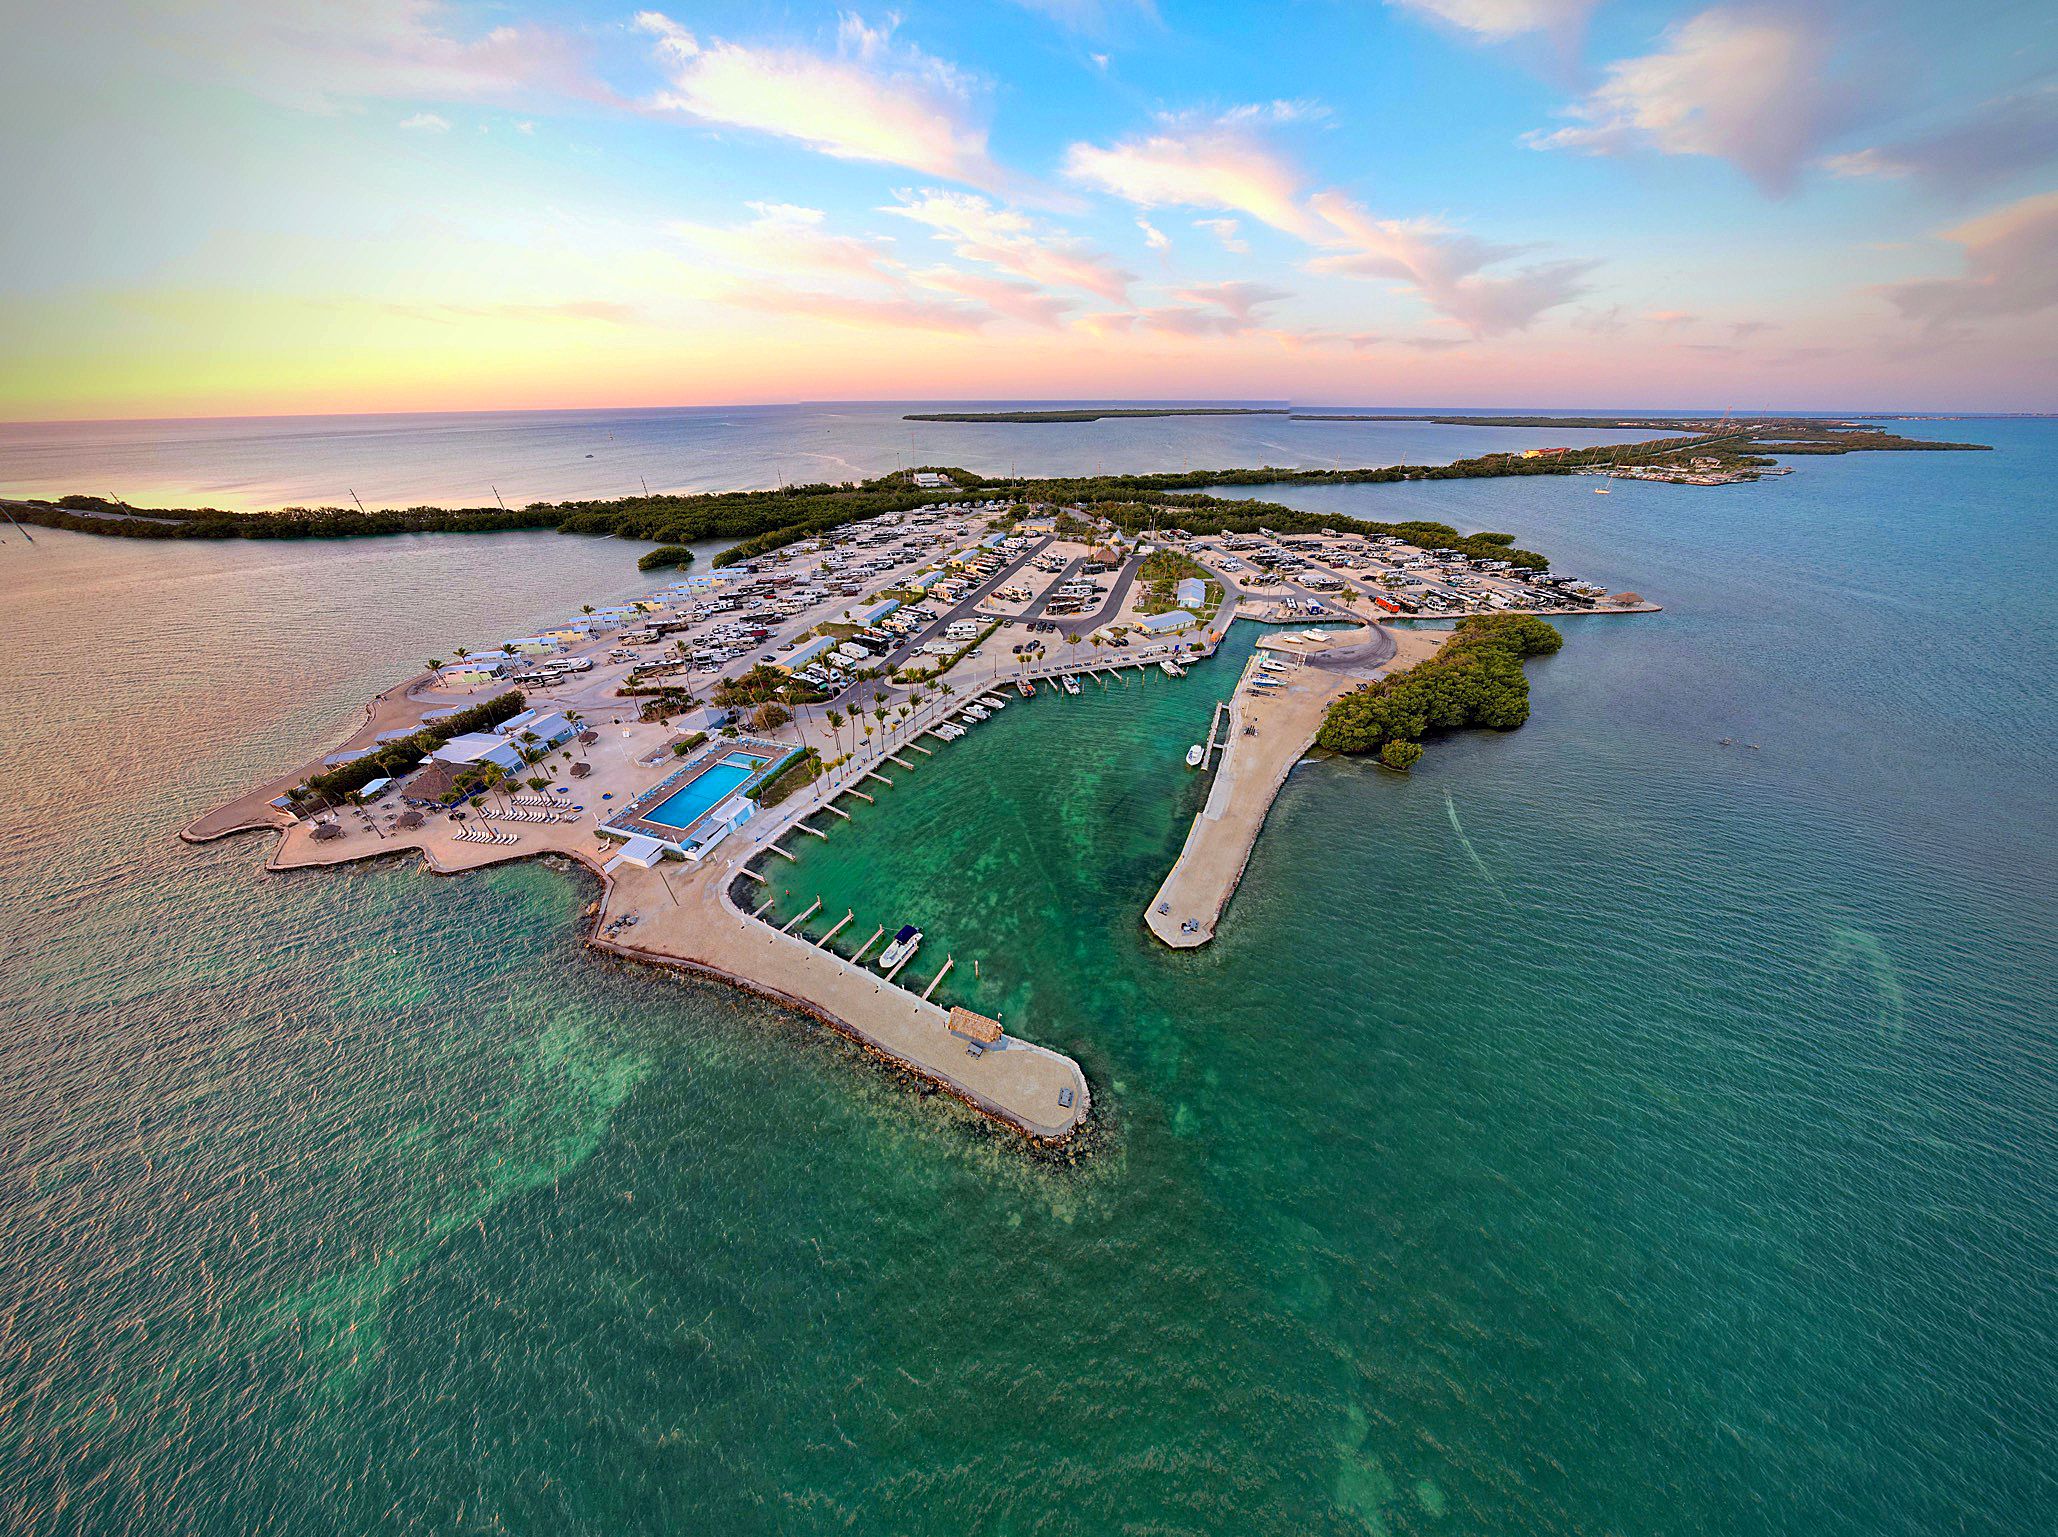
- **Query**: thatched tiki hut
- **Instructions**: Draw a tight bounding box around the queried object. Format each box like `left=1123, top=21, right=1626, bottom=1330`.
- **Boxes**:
left=570, top=761, right=593, bottom=778
left=395, top=809, right=425, bottom=830
left=946, top=1006, right=1002, bottom=1045
left=310, top=821, right=344, bottom=842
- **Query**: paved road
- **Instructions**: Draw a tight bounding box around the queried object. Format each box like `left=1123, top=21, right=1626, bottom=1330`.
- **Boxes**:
left=1301, top=624, right=1398, bottom=677
left=826, top=535, right=1055, bottom=705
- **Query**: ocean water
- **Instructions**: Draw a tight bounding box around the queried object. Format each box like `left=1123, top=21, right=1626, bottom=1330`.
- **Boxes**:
left=0, top=401, right=1674, bottom=512
left=0, top=415, right=2053, bottom=1535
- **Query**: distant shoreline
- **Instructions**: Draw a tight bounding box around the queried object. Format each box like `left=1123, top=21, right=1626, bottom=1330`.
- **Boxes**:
left=903, top=407, right=1288, bottom=423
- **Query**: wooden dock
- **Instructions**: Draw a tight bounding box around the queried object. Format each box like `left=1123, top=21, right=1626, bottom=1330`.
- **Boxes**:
left=920, top=955, right=955, bottom=1001
left=796, top=820, right=827, bottom=839
left=817, top=909, right=853, bottom=948
left=910, top=742, right=933, bottom=755
left=883, top=945, right=920, bottom=984
left=849, top=924, right=886, bottom=964
left=1203, top=701, right=1230, bottom=769
left=780, top=896, right=821, bottom=934
left=843, top=788, right=874, bottom=805
left=865, top=770, right=892, bottom=787
left=750, top=895, right=775, bottom=919
left=769, top=842, right=796, bottom=861
left=888, top=754, right=914, bottom=769
left=822, top=803, right=852, bottom=819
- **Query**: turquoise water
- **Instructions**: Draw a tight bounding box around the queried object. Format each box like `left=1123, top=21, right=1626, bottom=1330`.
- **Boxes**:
left=643, top=753, right=771, bottom=832
left=0, top=419, right=2053, bottom=1534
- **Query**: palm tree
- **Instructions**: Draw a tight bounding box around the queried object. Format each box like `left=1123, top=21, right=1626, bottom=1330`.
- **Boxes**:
left=454, top=646, right=471, bottom=662
left=427, top=658, right=444, bottom=674
left=826, top=709, right=845, bottom=759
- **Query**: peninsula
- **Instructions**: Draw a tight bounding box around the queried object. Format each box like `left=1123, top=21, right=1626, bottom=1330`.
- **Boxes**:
left=173, top=483, right=1658, bottom=1143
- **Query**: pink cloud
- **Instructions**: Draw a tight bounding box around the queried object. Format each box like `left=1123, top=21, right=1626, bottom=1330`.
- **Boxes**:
left=1883, top=190, right=2058, bottom=329
left=1308, top=193, right=1594, bottom=333
left=1063, top=106, right=1321, bottom=239
left=884, top=189, right=1133, bottom=303
left=1524, top=7, right=1858, bottom=196
left=912, top=268, right=1077, bottom=327
left=636, top=11, right=1005, bottom=189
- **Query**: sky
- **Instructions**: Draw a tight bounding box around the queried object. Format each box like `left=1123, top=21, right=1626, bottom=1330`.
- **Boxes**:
left=2, top=0, right=2054, bottom=419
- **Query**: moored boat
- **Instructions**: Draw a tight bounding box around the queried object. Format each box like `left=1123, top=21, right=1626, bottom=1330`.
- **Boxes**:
left=879, top=924, right=923, bottom=970
left=1186, top=744, right=1205, bottom=767
left=1159, top=658, right=1186, bottom=678
left=1060, top=674, right=1081, bottom=695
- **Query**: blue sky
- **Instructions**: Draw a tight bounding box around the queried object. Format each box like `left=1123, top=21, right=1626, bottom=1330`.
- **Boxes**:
left=2, top=0, right=2053, bottom=417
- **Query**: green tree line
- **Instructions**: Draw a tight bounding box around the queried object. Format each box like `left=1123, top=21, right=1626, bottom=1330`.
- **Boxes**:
left=1316, top=616, right=1564, bottom=768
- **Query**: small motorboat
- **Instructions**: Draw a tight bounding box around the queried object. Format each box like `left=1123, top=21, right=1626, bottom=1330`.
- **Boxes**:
left=1186, top=744, right=1205, bottom=768
left=963, top=705, right=989, bottom=721
left=1060, top=675, right=1081, bottom=695
left=1016, top=678, right=1035, bottom=697
left=879, top=924, right=923, bottom=970
left=1159, top=658, right=1186, bottom=678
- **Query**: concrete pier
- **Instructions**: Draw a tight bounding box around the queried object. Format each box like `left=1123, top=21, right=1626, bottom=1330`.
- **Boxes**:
left=1146, top=626, right=1446, bottom=951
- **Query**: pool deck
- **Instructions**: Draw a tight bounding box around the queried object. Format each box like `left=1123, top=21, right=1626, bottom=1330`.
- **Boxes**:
left=263, top=715, right=1090, bottom=1143
left=603, top=738, right=792, bottom=845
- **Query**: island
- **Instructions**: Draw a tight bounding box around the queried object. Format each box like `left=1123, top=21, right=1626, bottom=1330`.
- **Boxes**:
left=902, top=407, right=1289, bottom=423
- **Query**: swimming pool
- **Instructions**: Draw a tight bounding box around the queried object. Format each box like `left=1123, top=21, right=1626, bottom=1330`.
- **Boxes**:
left=640, top=752, right=771, bottom=832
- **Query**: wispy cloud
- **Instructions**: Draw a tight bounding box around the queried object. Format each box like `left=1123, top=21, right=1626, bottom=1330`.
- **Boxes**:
left=1823, top=85, right=2058, bottom=197
left=1008, top=0, right=1159, bottom=35
left=727, top=286, right=991, bottom=334
left=1193, top=217, right=1250, bottom=253
left=1882, top=190, right=2058, bottom=329
left=1524, top=6, right=1858, bottom=195
left=1173, top=281, right=1292, bottom=322
left=884, top=189, right=1133, bottom=302
left=635, top=11, right=1005, bottom=189
left=1308, top=193, right=1594, bottom=333
left=1137, top=217, right=1170, bottom=252
left=399, top=111, right=451, bottom=132
left=145, top=0, right=607, bottom=114
left=912, top=268, right=1077, bottom=327
left=666, top=203, right=901, bottom=280
left=1386, top=0, right=1596, bottom=43
left=1063, top=105, right=1322, bottom=239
